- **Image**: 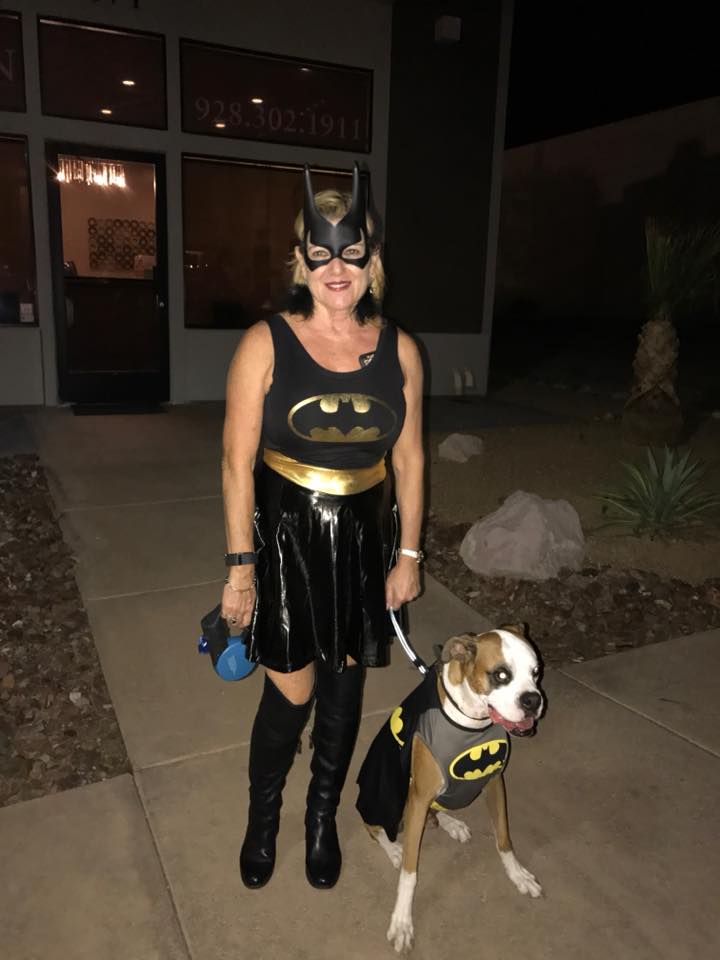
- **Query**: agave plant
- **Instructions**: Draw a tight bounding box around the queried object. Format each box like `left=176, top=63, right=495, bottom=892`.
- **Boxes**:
left=623, top=219, right=720, bottom=444
left=596, top=446, right=720, bottom=537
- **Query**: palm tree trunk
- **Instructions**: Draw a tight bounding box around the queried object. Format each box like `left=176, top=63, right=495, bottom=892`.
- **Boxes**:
left=622, top=312, right=683, bottom=444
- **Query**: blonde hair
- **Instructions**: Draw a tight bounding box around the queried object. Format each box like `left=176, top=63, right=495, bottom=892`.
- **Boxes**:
left=289, top=188, right=386, bottom=302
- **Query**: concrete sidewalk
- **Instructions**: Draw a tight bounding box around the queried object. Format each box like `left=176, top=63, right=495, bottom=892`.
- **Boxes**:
left=2, top=404, right=719, bottom=960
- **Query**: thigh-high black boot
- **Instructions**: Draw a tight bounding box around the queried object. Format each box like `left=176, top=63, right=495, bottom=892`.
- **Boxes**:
left=240, top=674, right=314, bottom=888
left=305, top=663, right=364, bottom=888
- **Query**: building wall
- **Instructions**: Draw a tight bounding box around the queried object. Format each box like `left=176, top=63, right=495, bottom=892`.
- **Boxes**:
left=496, top=96, right=720, bottom=323
left=0, top=0, right=393, bottom=404
left=384, top=0, right=513, bottom=395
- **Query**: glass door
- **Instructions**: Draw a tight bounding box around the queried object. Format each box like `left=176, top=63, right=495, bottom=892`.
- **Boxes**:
left=47, top=143, right=168, bottom=403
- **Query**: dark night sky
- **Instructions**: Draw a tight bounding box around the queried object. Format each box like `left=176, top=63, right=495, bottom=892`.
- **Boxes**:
left=505, top=1, right=720, bottom=148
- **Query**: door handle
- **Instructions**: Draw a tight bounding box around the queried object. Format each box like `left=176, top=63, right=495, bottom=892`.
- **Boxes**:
left=156, top=295, right=166, bottom=309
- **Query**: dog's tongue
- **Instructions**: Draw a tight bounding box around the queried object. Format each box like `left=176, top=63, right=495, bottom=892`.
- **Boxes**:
left=488, top=706, right=535, bottom=733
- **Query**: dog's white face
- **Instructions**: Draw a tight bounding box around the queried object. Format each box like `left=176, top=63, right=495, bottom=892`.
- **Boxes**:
left=441, top=626, right=544, bottom=735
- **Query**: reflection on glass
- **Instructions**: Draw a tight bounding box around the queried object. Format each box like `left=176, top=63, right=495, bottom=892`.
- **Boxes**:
left=0, top=12, right=25, bottom=112
left=0, top=137, right=36, bottom=324
left=39, top=19, right=166, bottom=128
left=58, top=155, right=156, bottom=280
left=182, top=159, right=348, bottom=329
left=180, top=40, right=371, bottom=152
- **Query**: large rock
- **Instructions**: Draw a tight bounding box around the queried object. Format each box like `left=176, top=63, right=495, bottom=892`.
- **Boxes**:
left=459, top=490, right=585, bottom=580
left=438, top=433, right=484, bottom=463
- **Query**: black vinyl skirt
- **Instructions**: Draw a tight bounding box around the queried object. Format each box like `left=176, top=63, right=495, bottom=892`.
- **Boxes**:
left=246, top=463, right=398, bottom=673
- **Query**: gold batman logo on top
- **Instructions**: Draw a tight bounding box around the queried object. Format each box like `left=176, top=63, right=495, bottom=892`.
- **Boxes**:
left=288, top=393, right=397, bottom=443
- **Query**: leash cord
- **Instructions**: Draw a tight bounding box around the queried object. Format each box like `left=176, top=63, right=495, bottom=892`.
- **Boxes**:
left=389, top=608, right=429, bottom=675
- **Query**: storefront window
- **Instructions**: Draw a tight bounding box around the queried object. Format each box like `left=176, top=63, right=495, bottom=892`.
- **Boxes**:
left=182, top=158, right=349, bottom=329
left=180, top=40, right=371, bottom=152
left=0, top=12, right=25, bottom=112
left=39, top=19, right=166, bottom=129
left=0, top=137, right=36, bottom=325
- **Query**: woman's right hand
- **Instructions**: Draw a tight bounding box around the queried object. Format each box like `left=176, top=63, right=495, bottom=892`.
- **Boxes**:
left=221, top=579, right=256, bottom=632
left=221, top=322, right=272, bottom=636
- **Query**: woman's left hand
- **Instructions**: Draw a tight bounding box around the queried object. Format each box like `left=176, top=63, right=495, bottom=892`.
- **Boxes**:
left=385, top=557, right=422, bottom=611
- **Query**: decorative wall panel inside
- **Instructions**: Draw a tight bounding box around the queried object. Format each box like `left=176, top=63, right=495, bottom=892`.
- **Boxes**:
left=88, top=217, right=156, bottom=273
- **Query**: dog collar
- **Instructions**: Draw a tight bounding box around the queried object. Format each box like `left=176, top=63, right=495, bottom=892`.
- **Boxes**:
left=439, top=673, right=491, bottom=726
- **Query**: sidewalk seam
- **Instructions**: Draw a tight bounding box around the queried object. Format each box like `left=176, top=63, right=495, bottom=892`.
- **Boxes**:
left=86, top=578, right=224, bottom=602
left=60, top=493, right=222, bottom=515
left=131, top=772, right=197, bottom=960
left=134, top=705, right=408, bottom=773
left=139, top=740, right=251, bottom=771
left=558, top=669, right=720, bottom=760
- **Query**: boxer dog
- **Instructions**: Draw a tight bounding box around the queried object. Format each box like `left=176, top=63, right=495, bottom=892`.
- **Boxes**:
left=356, top=626, right=544, bottom=953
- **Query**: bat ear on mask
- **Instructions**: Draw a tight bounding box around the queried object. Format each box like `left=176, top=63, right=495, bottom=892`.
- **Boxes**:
left=302, top=162, right=371, bottom=270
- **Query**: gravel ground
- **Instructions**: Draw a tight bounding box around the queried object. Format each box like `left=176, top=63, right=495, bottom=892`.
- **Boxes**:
left=0, top=456, right=129, bottom=809
left=425, top=514, right=720, bottom=666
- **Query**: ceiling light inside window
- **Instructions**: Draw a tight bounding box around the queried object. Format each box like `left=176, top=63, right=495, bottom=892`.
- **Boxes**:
left=122, top=79, right=135, bottom=87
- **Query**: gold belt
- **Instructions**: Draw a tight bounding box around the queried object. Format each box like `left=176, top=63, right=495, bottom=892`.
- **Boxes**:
left=262, top=448, right=386, bottom=496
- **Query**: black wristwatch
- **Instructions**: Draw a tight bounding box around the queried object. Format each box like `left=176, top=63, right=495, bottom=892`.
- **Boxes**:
left=224, top=552, right=258, bottom=566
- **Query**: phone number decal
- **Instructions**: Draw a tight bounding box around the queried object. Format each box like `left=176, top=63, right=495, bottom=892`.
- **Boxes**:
left=194, top=97, right=365, bottom=143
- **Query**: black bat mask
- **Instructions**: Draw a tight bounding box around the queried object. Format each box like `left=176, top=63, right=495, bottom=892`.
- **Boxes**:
left=302, top=163, right=371, bottom=271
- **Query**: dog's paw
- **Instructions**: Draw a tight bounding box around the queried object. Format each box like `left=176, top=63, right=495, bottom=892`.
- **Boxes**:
left=436, top=811, right=471, bottom=843
left=387, top=915, right=414, bottom=954
left=387, top=870, right=417, bottom=952
left=500, top=851, right=543, bottom=898
left=512, top=865, right=542, bottom=898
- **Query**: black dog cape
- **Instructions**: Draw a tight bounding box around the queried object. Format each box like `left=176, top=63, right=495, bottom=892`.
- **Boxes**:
left=356, top=668, right=510, bottom=842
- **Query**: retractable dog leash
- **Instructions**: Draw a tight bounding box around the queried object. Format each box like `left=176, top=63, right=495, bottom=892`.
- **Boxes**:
left=389, top=608, right=429, bottom=675
left=197, top=604, right=257, bottom=680
left=199, top=605, right=427, bottom=681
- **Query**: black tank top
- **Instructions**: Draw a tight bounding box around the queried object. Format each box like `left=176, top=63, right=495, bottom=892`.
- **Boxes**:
left=262, top=314, right=406, bottom=469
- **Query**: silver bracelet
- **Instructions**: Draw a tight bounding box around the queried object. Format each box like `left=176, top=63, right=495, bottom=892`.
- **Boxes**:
left=224, top=577, right=256, bottom=594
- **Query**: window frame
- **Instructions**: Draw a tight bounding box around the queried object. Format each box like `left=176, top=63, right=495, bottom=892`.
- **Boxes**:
left=0, top=133, right=38, bottom=327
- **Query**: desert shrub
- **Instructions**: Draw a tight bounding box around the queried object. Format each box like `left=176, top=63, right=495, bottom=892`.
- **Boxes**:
left=596, top=446, right=720, bottom=537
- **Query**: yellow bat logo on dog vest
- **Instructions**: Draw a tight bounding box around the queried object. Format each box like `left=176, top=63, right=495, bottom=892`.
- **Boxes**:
left=390, top=706, right=405, bottom=746
left=449, top=739, right=508, bottom=780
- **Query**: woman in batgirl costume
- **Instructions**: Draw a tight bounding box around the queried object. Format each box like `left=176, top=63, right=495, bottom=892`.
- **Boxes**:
left=221, top=163, right=424, bottom=890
